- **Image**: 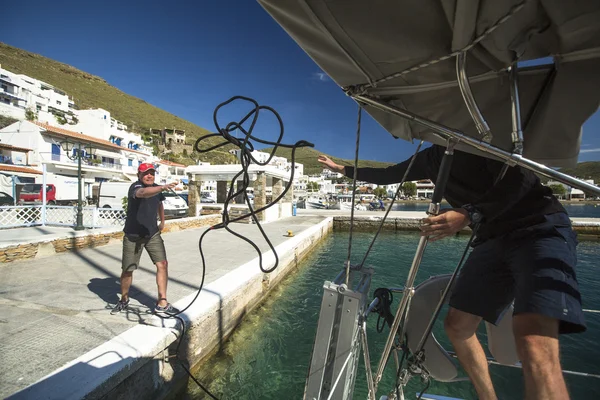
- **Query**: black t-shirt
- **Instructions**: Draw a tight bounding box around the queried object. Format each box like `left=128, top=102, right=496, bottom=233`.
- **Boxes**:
left=345, top=145, right=565, bottom=241
left=123, top=181, right=165, bottom=238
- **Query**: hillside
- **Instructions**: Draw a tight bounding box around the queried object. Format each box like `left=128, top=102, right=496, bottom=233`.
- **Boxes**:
left=536, top=161, right=600, bottom=186
left=262, top=146, right=393, bottom=175
left=0, top=42, right=235, bottom=165
left=559, top=161, right=600, bottom=183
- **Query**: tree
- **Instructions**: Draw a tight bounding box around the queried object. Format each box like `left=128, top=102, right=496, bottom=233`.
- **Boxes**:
left=55, top=114, right=67, bottom=125
left=374, top=186, right=387, bottom=199
left=548, top=184, right=567, bottom=199
left=402, top=182, right=417, bottom=197
left=25, top=108, right=37, bottom=121
left=307, top=181, right=319, bottom=191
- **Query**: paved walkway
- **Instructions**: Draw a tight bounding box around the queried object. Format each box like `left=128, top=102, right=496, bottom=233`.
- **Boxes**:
left=0, top=216, right=326, bottom=398
left=0, top=225, right=119, bottom=246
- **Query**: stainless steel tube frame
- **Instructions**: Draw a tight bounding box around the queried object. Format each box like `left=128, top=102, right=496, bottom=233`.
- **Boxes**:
left=456, top=52, right=492, bottom=142
left=360, top=321, right=376, bottom=400
left=374, top=236, right=427, bottom=389
left=374, top=143, right=455, bottom=389
left=353, top=94, right=600, bottom=197
left=508, top=64, right=524, bottom=154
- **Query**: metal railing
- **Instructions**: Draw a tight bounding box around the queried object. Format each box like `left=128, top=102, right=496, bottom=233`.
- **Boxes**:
left=0, top=205, right=126, bottom=229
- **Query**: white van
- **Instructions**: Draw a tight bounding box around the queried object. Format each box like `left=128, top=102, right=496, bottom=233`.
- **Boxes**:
left=95, top=181, right=189, bottom=218
left=95, top=182, right=130, bottom=209
left=161, top=190, right=189, bottom=218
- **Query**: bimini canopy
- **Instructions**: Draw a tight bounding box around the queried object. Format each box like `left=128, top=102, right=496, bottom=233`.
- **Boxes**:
left=258, top=0, right=600, bottom=167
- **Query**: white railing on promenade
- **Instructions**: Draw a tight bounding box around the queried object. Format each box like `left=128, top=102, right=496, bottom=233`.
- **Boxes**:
left=0, top=205, right=126, bottom=229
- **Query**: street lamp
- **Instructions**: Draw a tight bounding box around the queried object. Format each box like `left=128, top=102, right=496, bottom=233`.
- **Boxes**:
left=60, top=140, right=96, bottom=231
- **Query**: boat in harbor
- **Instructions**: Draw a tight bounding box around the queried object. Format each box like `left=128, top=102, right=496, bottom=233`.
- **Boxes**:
left=337, top=194, right=367, bottom=211
left=305, top=193, right=337, bottom=210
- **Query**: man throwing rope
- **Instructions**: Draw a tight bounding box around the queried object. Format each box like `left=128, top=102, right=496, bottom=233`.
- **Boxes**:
left=319, top=146, right=585, bottom=400
left=111, top=163, right=178, bottom=315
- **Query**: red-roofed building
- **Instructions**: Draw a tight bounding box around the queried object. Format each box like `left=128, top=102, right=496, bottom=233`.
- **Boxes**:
left=0, top=121, right=157, bottom=186
left=68, top=108, right=154, bottom=156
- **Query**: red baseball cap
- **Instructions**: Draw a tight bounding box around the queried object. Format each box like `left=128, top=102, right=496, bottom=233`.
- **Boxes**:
left=138, top=163, right=156, bottom=173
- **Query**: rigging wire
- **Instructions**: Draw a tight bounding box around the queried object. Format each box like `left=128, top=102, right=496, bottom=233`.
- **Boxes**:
left=359, top=140, right=424, bottom=269
left=152, top=96, right=313, bottom=399
left=345, top=104, right=362, bottom=286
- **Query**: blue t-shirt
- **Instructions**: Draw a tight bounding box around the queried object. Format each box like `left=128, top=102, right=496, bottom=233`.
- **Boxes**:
left=123, top=181, right=165, bottom=238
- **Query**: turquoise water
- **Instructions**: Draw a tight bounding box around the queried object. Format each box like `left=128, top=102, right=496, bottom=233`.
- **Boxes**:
left=391, top=202, right=600, bottom=218
left=187, top=232, right=600, bottom=399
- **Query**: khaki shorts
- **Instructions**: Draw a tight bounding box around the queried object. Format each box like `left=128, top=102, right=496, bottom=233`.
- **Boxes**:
left=122, top=232, right=167, bottom=272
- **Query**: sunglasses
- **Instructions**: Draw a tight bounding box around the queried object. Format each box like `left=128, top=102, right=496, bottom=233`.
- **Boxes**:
left=141, top=170, right=156, bottom=176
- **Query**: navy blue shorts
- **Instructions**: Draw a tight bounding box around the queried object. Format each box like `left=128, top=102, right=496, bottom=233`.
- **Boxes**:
left=449, top=212, right=586, bottom=334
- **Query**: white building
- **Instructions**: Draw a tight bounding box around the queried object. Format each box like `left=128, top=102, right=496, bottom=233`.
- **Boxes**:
left=70, top=108, right=153, bottom=155
left=0, top=121, right=155, bottom=185
left=415, top=179, right=435, bottom=198
left=291, top=162, right=304, bottom=178
left=0, top=66, right=73, bottom=124
left=0, top=143, right=42, bottom=197
left=156, top=159, right=189, bottom=188
left=231, top=149, right=303, bottom=176
left=321, top=168, right=343, bottom=179
left=385, top=183, right=402, bottom=198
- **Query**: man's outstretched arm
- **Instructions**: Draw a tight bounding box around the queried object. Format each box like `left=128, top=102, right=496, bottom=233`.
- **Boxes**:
left=318, top=146, right=436, bottom=185
left=135, top=182, right=177, bottom=198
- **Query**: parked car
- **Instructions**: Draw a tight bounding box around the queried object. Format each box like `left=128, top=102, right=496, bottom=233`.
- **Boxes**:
left=0, top=191, right=15, bottom=206
left=201, top=192, right=216, bottom=203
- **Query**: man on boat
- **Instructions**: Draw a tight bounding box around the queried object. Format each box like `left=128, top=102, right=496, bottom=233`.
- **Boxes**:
left=319, top=148, right=585, bottom=400
left=111, top=163, right=178, bottom=315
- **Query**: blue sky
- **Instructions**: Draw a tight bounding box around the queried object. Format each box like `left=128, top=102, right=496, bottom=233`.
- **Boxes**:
left=3, top=0, right=599, bottom=163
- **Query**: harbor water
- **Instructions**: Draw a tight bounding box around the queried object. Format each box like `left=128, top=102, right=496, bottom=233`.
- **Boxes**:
left=187, top=231, right=600, bottom=400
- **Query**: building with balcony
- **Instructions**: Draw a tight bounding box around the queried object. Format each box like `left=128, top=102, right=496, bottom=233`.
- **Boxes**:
left=70, top=108, right=153, bottom=155
left=149, top=127, right=186, bottom=145
left=321, top=168, right=343, bottom=179
left=0, top=143, right=42, bottom=197
left=0, top=121, right=156, bottom=186
left=0, top=65, right=74, bottom=124
left=156, top=159, right=188, bottom=186
left=415, top=179, right=435, bottom=199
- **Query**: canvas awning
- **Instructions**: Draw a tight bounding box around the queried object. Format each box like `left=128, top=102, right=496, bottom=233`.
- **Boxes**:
left=258, top=0, right=600, bottom=167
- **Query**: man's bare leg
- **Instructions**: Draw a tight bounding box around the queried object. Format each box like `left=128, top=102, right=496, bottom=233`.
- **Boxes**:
left=120, top=271, right=133, bottom=302
left=445, top=307, right=497, bottom=400
left=156, top=260, right=168, bottom=307
left=513, top=313, right=569, bottom=400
